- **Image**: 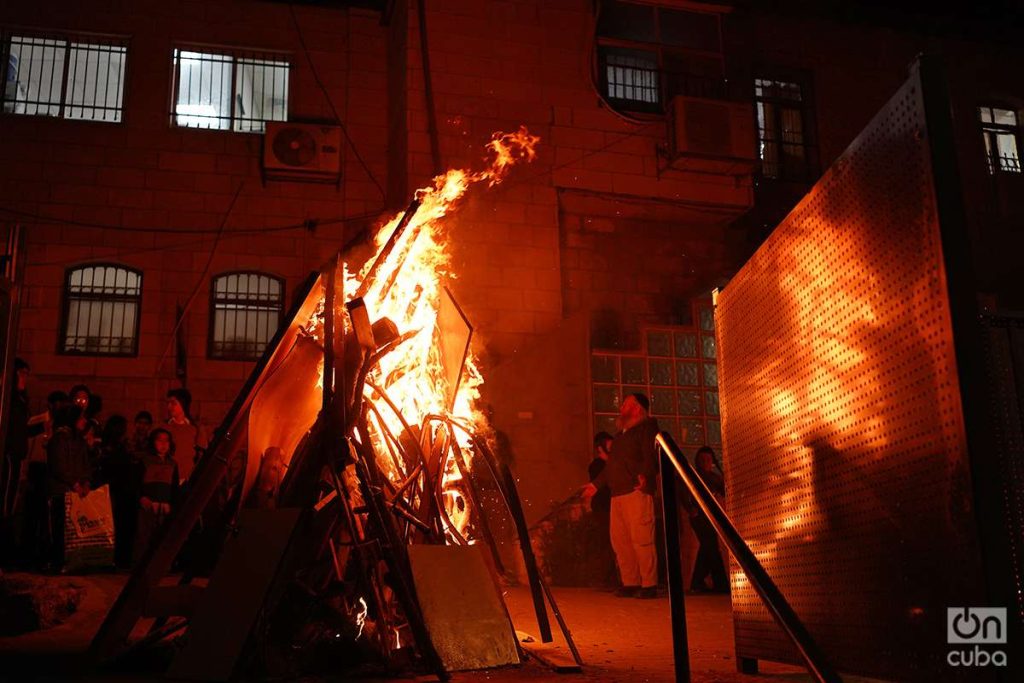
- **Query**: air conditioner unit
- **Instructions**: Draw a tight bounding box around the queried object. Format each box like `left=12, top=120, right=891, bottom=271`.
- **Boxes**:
left=263, top=122, right=342, bottom=183
left=668, top=96, right=757, bottom=175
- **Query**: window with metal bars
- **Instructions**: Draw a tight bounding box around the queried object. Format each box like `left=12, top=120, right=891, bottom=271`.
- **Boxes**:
left=979, top=106, right=1021, bottom=174
left=61, top=265, right=142, bottom=356
left=171, top=47, right=289, bottom=133
left=755, top=77, right=815, bottom=181
left=2, top=31, right=127, bottom=121
left=595, top=0, right=725, bottom=113
left=209, top=272, right=284, bottom=360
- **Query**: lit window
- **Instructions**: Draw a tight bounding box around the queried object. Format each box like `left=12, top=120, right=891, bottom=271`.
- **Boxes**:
left=171, top=48, right=289, bottom=133
left=61, top=265, right=142, bottom=356
left=979, top=106, right=1021, bottom=174
left=209, top=272, right=284, bottom=360
left=2, top=32, right=127, bottom=121
left=595, top=0, right=724, bottom=113
left=603, top=48, right=659, bottom=105
left=755, top=78, right=813, bottom=181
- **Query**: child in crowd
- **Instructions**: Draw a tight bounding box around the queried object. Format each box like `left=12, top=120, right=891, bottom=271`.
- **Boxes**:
left=134, top=429, right=178, bottom=564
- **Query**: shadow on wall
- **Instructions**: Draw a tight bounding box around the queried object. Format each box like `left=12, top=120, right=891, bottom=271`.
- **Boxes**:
left=483, top=312, right=592, bottom=530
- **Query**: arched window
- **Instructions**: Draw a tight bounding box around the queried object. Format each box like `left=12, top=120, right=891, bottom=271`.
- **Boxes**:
left=209, top=272, right=284, bottom=360
left=61, top=264, right=142, bottom=355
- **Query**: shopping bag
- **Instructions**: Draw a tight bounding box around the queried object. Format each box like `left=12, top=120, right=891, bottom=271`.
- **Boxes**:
left=64, top=484, right=116, bottom=572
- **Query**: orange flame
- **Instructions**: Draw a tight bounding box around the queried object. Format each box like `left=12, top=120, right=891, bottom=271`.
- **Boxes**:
left=338, top=127, right=539, bottom=539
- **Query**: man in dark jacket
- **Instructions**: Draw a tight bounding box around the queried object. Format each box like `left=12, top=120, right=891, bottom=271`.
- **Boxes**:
left=587, top=432, right=616, bottom=587
left=688, top=446, right=728, bottom=593
left=583, top=393, right=660, bottom=598
left=2, top=358, right=43, bottom=519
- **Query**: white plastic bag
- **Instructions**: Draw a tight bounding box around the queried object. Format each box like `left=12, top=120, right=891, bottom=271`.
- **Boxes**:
left=64, top=484, right=115, bottom=572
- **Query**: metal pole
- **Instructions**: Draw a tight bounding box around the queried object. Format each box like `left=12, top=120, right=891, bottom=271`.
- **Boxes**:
left=659, top=449, right=691, bottom=683
left=353, top=198, right=421, bottom=300
left=656, top=432, right=842, bottom=683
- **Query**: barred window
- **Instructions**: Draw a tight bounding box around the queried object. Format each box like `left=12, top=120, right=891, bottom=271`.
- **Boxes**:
left=171, top=47, right=289, bottom=133
left=979, top=106, right=1021, bottom=174
left=61, top=265, right=142, bottom=356
left=595, top=1, right=725, bottom=113
left=755, top=77, right=815, bottom=181
left=2, top=32, right=127, bottom=121
left=209, top=272, right=284, bottom=360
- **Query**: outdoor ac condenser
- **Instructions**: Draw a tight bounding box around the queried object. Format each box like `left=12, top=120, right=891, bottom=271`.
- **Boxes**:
left=667, top=96, right=756, bottom=174
left=262, top=122, right=342, bottom=183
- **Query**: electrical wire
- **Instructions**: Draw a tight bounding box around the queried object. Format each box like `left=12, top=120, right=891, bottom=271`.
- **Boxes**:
left=156, top=182, right=244, bottom=374
left=417, top=0, right=443, bottom=176
left=0, top=205, right=384, bottom=236
left=18, top=208, right=386, bottom=268
left=288, top=3, right=387, bottom=201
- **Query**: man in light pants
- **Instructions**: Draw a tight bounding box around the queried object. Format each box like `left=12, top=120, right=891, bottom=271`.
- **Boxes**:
left=583, top=393, right=660, bottom=598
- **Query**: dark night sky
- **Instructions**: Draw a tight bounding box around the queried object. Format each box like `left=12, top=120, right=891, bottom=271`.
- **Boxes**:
left=737, top=0, right=1024, bottom=42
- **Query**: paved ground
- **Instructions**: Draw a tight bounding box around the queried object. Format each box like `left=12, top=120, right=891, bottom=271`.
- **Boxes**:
left=495, top=585, right=807, bottom=683
left=0, top=575, right=867, bottom=682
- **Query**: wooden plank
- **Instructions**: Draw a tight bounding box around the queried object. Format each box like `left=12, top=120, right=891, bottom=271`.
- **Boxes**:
left=165, top=508, right=304, bottom=681
left=408, top=545, right=520, bottom=672
left=515, top=631, right=583, bottom=674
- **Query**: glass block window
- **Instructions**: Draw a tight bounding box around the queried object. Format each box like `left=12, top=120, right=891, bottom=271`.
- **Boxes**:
left=2, top=31, right=127, bottom=121
left=591, top=316, right=720, bottom=450
left=209, top=272, right=284, bottom=360
left=171, top=47, right=289, bottom=133
left=61, top=264, right=141, bottom=355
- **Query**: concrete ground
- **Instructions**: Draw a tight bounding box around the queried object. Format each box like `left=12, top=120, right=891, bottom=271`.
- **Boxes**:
left=493, top=585, right=808, bottom=683
left=0, top=575, right=868, bottom=682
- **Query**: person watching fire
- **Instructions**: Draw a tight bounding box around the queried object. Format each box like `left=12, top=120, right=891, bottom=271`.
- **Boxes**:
left=582, top=393, right=660, bottom=599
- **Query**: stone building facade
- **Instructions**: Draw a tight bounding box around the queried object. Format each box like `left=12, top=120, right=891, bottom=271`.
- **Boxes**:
left=1, top=0, right=1020, bottom=522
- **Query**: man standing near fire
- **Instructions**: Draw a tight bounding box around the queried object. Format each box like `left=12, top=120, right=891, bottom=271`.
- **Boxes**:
left=582, top=392, right=660, bottom=598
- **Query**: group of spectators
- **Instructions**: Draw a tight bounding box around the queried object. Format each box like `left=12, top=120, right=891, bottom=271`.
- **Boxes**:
left=1, top=358, right=209, bottom=572
left=584, top=392, right=728, bottom=597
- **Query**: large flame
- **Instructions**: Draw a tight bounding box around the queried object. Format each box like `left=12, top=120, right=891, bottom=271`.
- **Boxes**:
left=339, top=127, right=539, bottom=539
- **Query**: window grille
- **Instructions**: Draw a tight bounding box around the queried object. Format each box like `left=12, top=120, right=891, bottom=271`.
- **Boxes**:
left=591, top=305, right=720, bottom=449
left=755, top=77, right=813, bottom=181
left=595, top=0, right=725, bottom=113
left=979, top=106, right=1021, bottom=174
left=61, top=265, right=142, bottom=356
left=209, top=272, right=284, bottom=360
left=604, top=48, right=660, bottom=106
left=2, top=31, right=127, bottom=121
left=171, top=47, right=289, bottom=133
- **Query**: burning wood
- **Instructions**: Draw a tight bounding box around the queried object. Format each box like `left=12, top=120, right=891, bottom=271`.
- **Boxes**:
left=93, top=126, right=579, bottom=681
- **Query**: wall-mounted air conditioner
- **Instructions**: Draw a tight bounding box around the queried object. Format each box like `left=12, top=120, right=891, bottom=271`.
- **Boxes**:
left=263, top=122, right=342, bottom=183
left=667, top=96, right=757, bottom=175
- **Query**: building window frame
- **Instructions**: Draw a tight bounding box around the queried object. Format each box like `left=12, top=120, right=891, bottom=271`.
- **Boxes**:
left=1, top=28, right=128, bottom=122
left=170, top=44, right=290, bottom=133
left=208, top=271, right=285, bottom=361
left=59, top=263, right=142, bottom=357
left=754, top=72, right=818, bottom=183
left=594, top=0, right=726, bottom=114
left=978, top=105, right=1022, bottom=175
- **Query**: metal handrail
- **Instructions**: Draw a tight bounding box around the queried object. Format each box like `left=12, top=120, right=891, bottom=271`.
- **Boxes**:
left=656, top=431, right=842, bottom=683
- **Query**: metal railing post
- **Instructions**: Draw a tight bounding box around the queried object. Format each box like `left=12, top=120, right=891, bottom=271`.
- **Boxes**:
left=660, top=448, right=691, bottom=683
left=656, top=431, right=842, bottom=683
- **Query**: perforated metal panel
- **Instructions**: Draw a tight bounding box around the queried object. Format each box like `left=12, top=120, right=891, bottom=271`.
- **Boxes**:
left=717, top=67, right=986, bottom=680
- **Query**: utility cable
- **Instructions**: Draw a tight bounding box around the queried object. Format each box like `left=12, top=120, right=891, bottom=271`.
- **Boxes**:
left=288, top=3, right=387, bottom=200
left=0, top=205, right=383, bottom=236
left=156, top=182, right=244, bottom=374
